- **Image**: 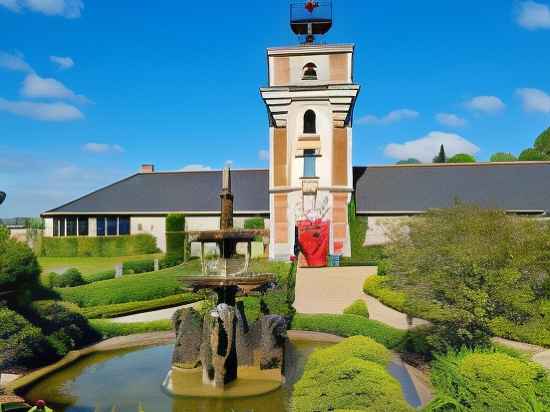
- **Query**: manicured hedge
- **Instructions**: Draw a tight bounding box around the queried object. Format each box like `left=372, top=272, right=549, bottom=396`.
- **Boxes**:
left=166, top=213, right=188, bottom=263
left=81, top=293, right=201, bottom=319
left=291, top=313, right=406, bottom=349
left=41, top=234, right=159, bottom=257
left=83, top=269, right=116, bottom=283
left=489, top=316, right=550, bottom=348
left=57, top=260, right=201, bottom=307
left=343, top=299, right=369, bottom=318
left=90, top=319, right=172, bottom=338
left=46, top=268, right=86, bottom=288
left=427, top=349, right=550, bottom=411
left=292, top=337, right=414, bottom=412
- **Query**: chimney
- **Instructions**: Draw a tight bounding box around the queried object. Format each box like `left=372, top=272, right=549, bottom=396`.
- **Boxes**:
left=140, top=164, right=155, bottom=173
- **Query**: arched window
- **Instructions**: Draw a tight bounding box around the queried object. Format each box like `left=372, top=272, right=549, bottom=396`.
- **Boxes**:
left=302, top=63, right=318, bottom=80
left=303, top=110, right=316, bottom=134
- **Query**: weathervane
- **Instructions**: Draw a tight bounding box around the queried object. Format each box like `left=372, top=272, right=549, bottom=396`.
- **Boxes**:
left=290, top=1, right=332, bottom=44
left=305, top=1, right=319, bottom=13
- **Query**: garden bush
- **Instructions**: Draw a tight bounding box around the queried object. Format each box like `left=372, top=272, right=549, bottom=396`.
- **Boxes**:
left=166, top=213, right=188, bottom=262
left=307, top=336, right=391, bottom=369
left=90, top=319, right=172, bottom=338
left=343, top=299, right=369, bottom=318
left=47, top=268, right=86, bottom=288
left=0, top=237, right=41, bottom=294
left=83, top=269, right=116, bottom=283
left=428, top=349, right=550, bottom=411
left=243, top=217, right=265, bottom=229
left=81, top=293, right=201, bottom=319
left=41, top=234, right=159, bottom=257
left=291, top=314, right=406, bottom=349
left=0, top=307, right=51, bottom=370
left=292, top=355, right=413, bottom=412
left=57, top=260, right=201, bottom=307
left=123, top=258, right=155, bottom=274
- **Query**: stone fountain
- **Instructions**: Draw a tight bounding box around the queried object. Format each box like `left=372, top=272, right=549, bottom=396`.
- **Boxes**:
left=164, top=167, right=288, bottom=397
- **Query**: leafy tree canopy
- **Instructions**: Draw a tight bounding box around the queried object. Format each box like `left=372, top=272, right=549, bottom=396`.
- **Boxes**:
left=447, top=153, right=476, bottom=163
left=518, top=148, right=548, bottom=161
left=534, top=126, right=550, bottom=156
left=396, top=158, right=421, bottom=165
left=490, top=152, right=517, bottom=162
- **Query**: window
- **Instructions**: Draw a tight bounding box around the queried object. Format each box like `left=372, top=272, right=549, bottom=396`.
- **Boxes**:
left=53, top=218, right=60, bottom=237
left=78, top=218, right=89, bottom=236
left=66, top=217, right=77, bottom=236
left=119, top=217, right=130, bottom=235
left=304, top=110, right=316, bottom=134
left=302, top=63, right=318, bottom=80
left=107, top=217, right=118, bottom=236
left=303, top=149, right=317, bottom=177
left=97, top=217, right=106, bottom=236
left=59, top=218, right=65, bottom=237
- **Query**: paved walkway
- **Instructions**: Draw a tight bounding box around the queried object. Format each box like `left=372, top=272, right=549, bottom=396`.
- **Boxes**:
left=294, top=266, right=428, bottom=330
left=110, top=302, right=200, bottom=323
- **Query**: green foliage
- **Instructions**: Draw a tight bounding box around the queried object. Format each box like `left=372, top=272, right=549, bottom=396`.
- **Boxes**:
left=83, top=269, right=116, bottom=283
left=47, top=268, right=86, bottom=288
left=0, top=224, right=10, bottom=242
left=56, top=260, right=201, bottom=307
left=519, top=148, right=548, bottom=161
left=81, top=293, right=201, bottom=319
left=166, top=213, right=186, bottom=232
left=90, top=319, right=172, bottom=339
left=447, top=153, right=476, bottom=163
left=534, top=126, right=550, bottom=156
left=243, top=217, right=265, bottom=229
left=490, top=152, right=518, bottom=162
left=343, top=299, right=369, bottom=318
left=427, top=349, right=550, bottom=411
left=27, top=300, right=100, bottom=356
left=433, top=144, right=447, bottom=163
left=166, top=213, right=188, bottom=263
left=123, top=259, right=155, bottom=274
left=396, top=158, right=421, bottom=165
left=0, top=237, right=41, bottom=295
left=41, top=234, right=159, bottom=257
left=385, top=204, right=550, bottom=350
left=291, top=314, right=406, bottom=349
left=0, top=307, right=50, bottom=369
left=292, top=340, right=413, bottom=412
left=489, top=316, right=550, bottom=347
left=307, top=336, right=391, bottom=369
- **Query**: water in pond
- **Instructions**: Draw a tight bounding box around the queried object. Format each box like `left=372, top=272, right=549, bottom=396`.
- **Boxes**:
left=23, top=341, right=421, bottom=412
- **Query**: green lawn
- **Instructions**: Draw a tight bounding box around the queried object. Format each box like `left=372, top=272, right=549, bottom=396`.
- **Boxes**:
left=38, top=253, right=164, bottom=277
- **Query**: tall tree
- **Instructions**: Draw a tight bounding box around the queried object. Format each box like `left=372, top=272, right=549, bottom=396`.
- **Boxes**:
left=433, top=145, right=446, bottom=163
left=519, top=148, right=548, bottom=161
left=534, top=126, right=550, bottom=157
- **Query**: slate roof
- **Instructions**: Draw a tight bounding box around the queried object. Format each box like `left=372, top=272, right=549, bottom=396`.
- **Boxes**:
left=43, top=169, right=270, bottom=215
left=354, top=162, right=550, bottom=215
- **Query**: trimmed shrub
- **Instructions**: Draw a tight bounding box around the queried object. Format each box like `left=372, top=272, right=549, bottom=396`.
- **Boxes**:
left=489, top=316, right=550, bottom=348
left=48, top=268, right=86, bottom=288
left=123, top=259, right=155, bottom=274
left=90, top=319, right=172, bottom=339
left=243, top=217, right=265, bottom=229
left=81, top=293, right=201, bottom=319
left=292, top=357, right=414, bottom=412
left=83, top=269, right=116, bottom=283
left=447, top=153, right=476, bottom=163
left=343, top=299, right=369, bottom=318
left=307, top=336, right=391, bottom=369
left=166, top=213, right=187, bottom=263
left=428, top=349, right=550, bottom=411
left=291, top=314, right=406, bottom=349
left=0, top=307, right=50, bottom=369
left=363, top=276, right=407, bottom=311
left=41, top=234, right=159, bottom=257
left=0, top=237, right=41, bottom=293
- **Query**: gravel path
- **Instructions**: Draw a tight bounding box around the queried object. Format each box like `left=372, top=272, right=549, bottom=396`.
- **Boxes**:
left=110, top=302, right=200, bottom=323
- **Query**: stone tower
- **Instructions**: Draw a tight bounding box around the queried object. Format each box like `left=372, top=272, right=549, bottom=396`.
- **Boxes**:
left=260, top=44, right=360, bottom=260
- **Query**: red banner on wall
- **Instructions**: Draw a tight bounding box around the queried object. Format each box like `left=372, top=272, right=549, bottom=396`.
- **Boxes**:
left=297, top=219, right=330, bottom=267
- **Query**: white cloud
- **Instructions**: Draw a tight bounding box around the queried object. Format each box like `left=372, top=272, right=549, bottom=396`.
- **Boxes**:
left=0, top=0, right=84, bottom=18
left=83, top=143, right=125, bottom=154
left=181, top=164, right=213, bottom=172
left=357, top=109, right=419, bottom=125
left=517, top=88, right=550, bottom=113
left=21, top=73, right=89, bottom=103
left=0, top=50, right=33, bottom=72
left=465, top=96, right=505, bottom=113
left=0, top=97, right=83, bottom=121
left=384, top=131, right=480, bottom=163
left=435, top=113, right=467, bottom=127
left=50, top=55, right=74, bottom=70
left=517, top=1, right=550, bottom=30
left=258, top=149, right=269, bottom=161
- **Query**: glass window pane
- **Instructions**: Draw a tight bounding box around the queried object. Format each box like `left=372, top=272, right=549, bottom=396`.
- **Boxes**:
left=97, top=217, right=106, bottom=236
left=107, top=217, right=118, bottom=236
left=78, top=218, right=89, bottom=236
left=118, top=217, right=130, bottom=235
left=59, top=218, right=65, bottom=237
left=53, top=218, right=59, bottom=237
left=66, top=217, right=77, bottom=236
left=303, top=150, right=316, bottom=177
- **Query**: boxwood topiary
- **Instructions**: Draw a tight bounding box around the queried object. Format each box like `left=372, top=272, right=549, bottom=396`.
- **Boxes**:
left=343, top=299, right=369, bottom=318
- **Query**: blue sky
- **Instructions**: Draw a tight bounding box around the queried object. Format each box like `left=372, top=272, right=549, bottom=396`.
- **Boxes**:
left=1, top=0, right=550, bottom=217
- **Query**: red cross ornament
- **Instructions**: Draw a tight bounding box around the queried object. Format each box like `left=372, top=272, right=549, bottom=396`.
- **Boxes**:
left=305, top=1, right=319, bottom=13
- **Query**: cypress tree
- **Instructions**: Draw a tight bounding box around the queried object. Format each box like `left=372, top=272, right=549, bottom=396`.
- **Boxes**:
left=433, top=144, right=447, bottom=163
